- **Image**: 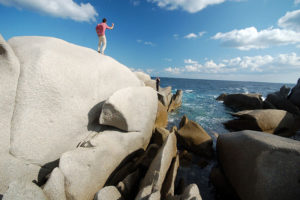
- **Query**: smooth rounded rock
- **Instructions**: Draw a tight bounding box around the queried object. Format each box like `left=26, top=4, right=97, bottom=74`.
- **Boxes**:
left=99, top=87, right=158, bottom=132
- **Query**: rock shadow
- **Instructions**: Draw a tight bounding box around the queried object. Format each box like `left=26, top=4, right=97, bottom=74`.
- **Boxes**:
left=104, top=148, right=145, bottom=186
left=87, top=101, right=105, bottom=132
left=33, top=159, right=59, bottom=187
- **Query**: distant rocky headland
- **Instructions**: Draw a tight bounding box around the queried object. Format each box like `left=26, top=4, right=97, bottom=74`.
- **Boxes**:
left=1, top=34, right=300, bottom=200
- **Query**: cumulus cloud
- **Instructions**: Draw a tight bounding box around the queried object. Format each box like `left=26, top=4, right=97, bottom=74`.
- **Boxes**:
left=184, top=32, right=206, bottom=39
left=278, top=9, right=300, bottom=31
left=212, top=27, right=300, bottom=50
left=0, top=0, right=98, bottom=22
left=147, top=0, right=226, bottom=13
left=164, top=53, right=300, bottom=74
left=164, top=67, right=183, bottom=74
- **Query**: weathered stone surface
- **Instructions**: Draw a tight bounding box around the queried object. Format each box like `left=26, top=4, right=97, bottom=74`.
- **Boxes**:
left=223, top=93, right=263, bottom=110
left=3, top=180, right=48, bottom=200
left=135, top=133, right=177, bottom=200
left=0, top=153, right=42, bottom=194
left=0, top=34, right=20, bottom=153
left=224, top=109, right=300, bottom=137
left=158, top=86, right=172, bottom=106
left=151, top=127, right=170, bottom=146
left=7, top=36, right=142, bottom=165
left=60, top=129, right=153, bottom=200
left=154, top=101, right=168, bottom=128
left=99, top=87, right=158, bottom=132
left=161, top=155, right=180, bottom=199
left=217, top=130, right=300, bottom=200
left=134, top=71, right=151, bottom=85
left=177, top=115, right=213, bottom=158
left=168, top=90, right=183, bottom=112
left=145, top=80, right=157, bottom=91
left=288, top=78, right=300, bottom=108
left=94, top=186, right=123, bottom=200
left=43, top=168, right=66, bottom=200
left=265, top=86, right=300, bottom=115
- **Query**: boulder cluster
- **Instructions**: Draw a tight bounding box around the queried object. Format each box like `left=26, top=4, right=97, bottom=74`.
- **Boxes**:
left=213, top=82, right=300, bottom=199
left=0, top=35, right=204, bottom=200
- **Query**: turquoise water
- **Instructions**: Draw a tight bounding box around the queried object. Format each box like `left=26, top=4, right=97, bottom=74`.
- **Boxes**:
left=159, top=77, right=294, bottom=200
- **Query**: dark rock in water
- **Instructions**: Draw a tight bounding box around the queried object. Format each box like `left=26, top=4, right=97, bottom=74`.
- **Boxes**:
left=176, top=115, right=213, bottom=158
left=216, top=93, right=227, bottom=101
left=224, top=109, right=300, bottom=137
left=288, top=78, right=300, bottom=108
left=168, top=90, right=183, bottom=112
left=265, top=85, right=300, bottom=115
left=223, top=93, right=263, bottom=110
left=209, top=166, right=239, bottom=200
left=217, top=130, right=300, bottom=200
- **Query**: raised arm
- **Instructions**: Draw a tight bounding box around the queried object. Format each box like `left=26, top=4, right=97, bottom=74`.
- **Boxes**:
left=108, top=23, right=114, bottom=30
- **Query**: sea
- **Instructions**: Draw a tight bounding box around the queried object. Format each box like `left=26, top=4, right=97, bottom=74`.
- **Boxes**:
left=158, top=77, right=296, bottom=200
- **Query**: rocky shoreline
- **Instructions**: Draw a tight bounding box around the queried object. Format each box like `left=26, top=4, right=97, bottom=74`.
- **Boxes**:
left=1, top=34, right=300, bottom=200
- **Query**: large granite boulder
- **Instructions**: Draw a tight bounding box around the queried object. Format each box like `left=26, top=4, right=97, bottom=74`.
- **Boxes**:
left=6, top=36, right=142, bottom=166
left=265, top=85, right=300, bottom=115
left=224, top=109, right=300, bottom=137
left=3, top=180, right=48, bottom=200
left=99, top=86, right=157, bottom=132
left=288, top=78, right=300, bottom=108
left=0, top=34, right=20, bottom=153
left=217, top=130, right=300, bottom=200
left=135, top=132, right=177, bottom=200
left=222, top=93, right=263, bottom=110
left=177, top=115, right=213, bottom=158
left=168, top=90, right=183, bottom=112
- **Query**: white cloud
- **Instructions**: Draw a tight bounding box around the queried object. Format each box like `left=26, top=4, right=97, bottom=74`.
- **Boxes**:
left=295, top=0, right=300, bottom=4
left=184, top=32, right=206, bottom=39
left=0, top=0, right=98, bottom=22
left=278, top=9, right=300, bottom=31
left=164, top=67, right=182, bottom=74
left=164, top=53, right=300, bottom=75
left=137, top=39, right=156, bottom=47
left=212, top=26, right=300, bottom=50
left=147, top=0, right=226, bottom=13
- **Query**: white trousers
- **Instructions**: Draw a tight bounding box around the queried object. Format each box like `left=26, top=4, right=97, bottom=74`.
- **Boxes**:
left=98, top=35, right=107, bottom=54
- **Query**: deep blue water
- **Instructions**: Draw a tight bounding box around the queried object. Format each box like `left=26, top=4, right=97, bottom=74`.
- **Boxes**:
left=158, top=77, right=295, bottom=200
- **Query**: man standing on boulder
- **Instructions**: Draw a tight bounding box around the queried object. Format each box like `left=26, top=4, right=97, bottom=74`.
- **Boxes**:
left=96, top=18, right=114, bottom=55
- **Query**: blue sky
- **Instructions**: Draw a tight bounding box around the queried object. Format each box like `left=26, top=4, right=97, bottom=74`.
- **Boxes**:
left=1, top=0, right=300, bottom=83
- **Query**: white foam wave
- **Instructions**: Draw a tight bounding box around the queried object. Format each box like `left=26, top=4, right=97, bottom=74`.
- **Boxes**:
left=185, top=89, right=194, bottom=93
